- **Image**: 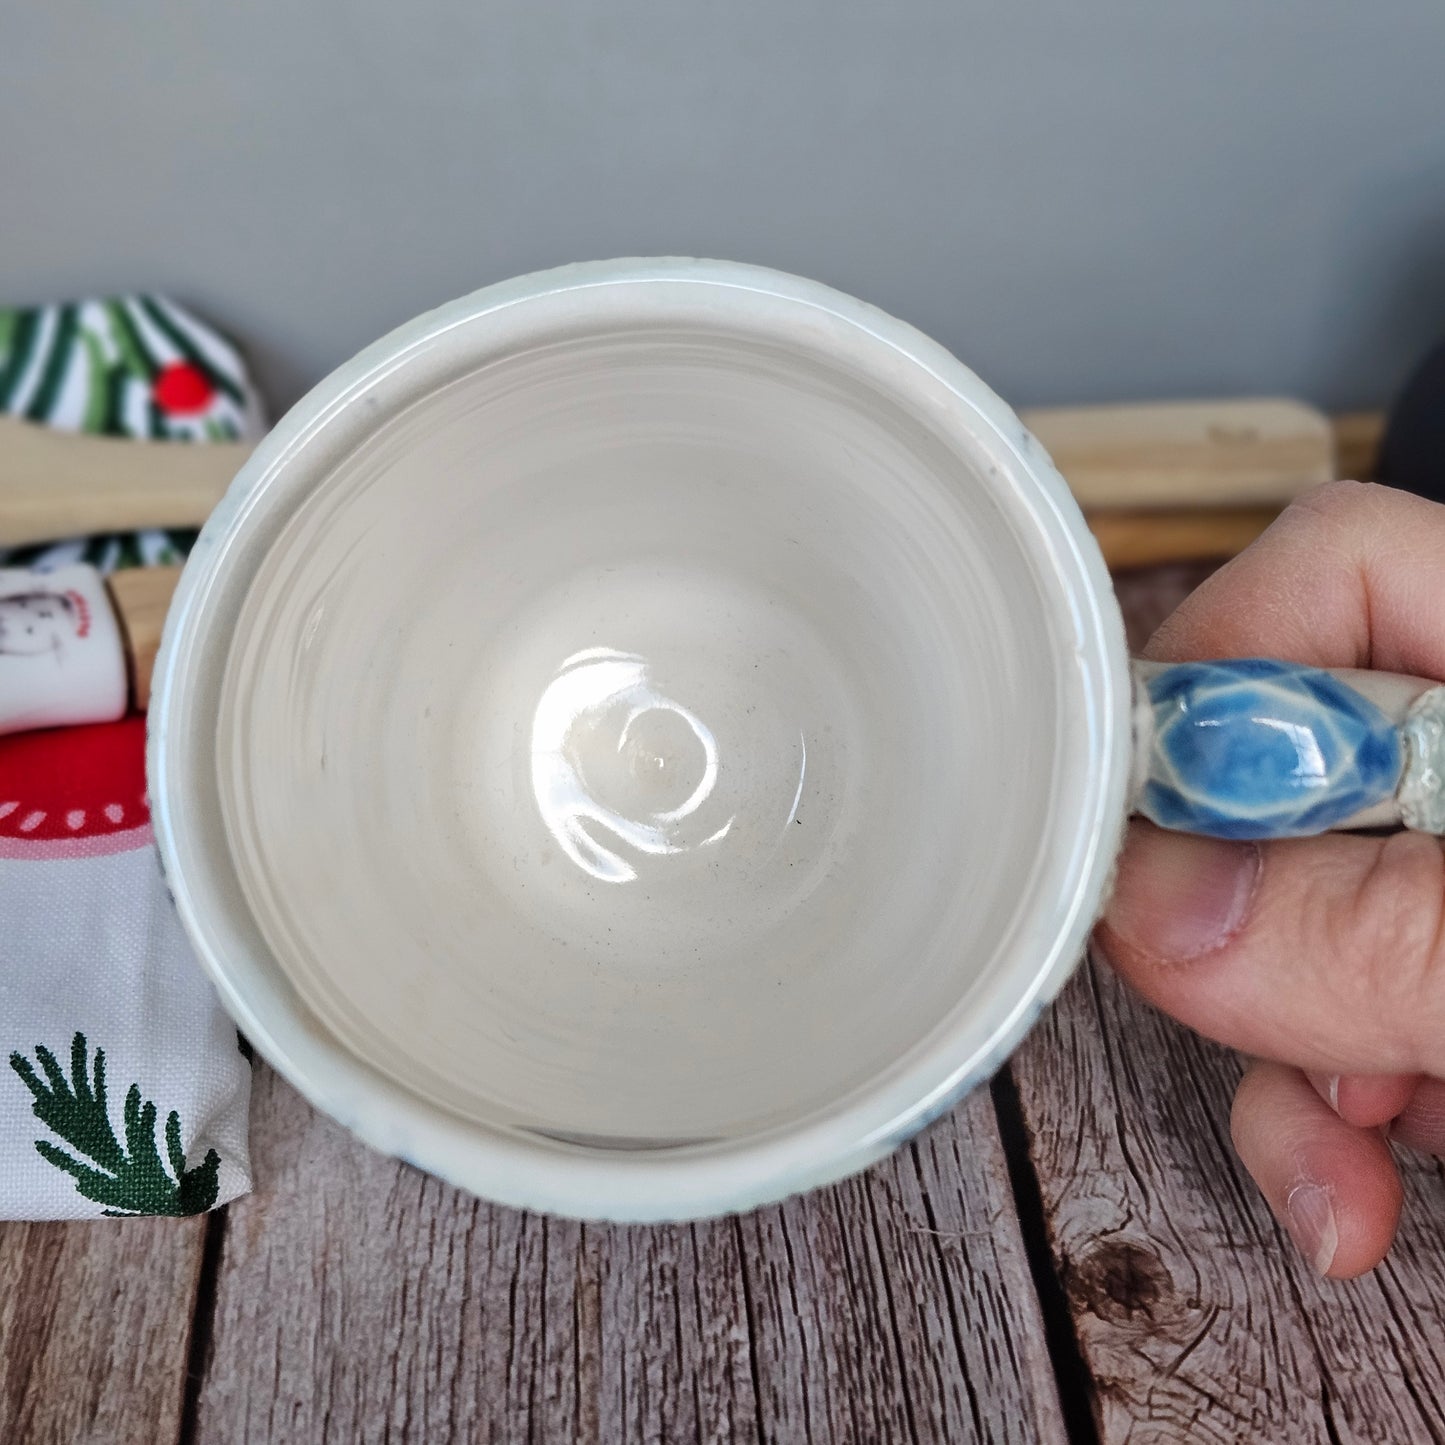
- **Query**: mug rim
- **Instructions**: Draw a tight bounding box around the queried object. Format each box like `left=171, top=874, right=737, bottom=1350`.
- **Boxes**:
left=148, top=257, right=1131, bottom=1220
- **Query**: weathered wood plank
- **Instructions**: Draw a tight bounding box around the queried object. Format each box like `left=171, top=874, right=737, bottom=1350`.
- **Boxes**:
left=1371, top=1152, right=1445, bottom=1436
left=195, top=1062, right=1064, bottom=1445
left=737, top=1106, right=1066, bottom=1445
left=1005, top=564, right=1445, bottom=1443
left=1014, top=957, right=1445, bottom=1444
left=0, top=1216, right=208, bottom=1445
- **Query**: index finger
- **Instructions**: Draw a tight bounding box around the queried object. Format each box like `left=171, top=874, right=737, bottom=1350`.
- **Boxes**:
left=1144, top=480, right=1445, bottom=680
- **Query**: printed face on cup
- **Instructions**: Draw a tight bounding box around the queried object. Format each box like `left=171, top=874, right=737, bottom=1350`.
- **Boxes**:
left=0, top=591, right=85, bottom=659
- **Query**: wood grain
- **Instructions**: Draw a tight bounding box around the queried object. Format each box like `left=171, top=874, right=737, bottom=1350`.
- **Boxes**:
left=0, top=1216, right=208, bottom=1445
left=1020, top=399, right=1334, bottom=510
left=193, top=1063, right=1065, bottom=1445
left=1013, top=959, right=1445, bottom=1445
left=107, top=564, right=181, bottom=709
left=735, top=1112, right=1065, bottom=1445
left=0, top=414, right=248, bottom=547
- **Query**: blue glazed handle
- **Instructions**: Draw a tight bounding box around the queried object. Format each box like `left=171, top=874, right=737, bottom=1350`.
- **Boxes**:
left=1133, top=658, right=1445, bottom=840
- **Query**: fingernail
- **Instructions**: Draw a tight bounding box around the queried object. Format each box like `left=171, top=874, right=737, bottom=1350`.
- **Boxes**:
left=1307, top=1072, right=1342, bottom=1114
left=1285, top=1182, right=1339, bottom=1276
left=1102, top=827, right=1259, bottom=963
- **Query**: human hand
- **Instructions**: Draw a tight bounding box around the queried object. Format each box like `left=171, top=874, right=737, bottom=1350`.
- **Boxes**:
left=1096, top=480, right=1445, bottom=1279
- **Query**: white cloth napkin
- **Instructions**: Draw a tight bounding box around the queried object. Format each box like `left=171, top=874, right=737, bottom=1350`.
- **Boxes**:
left=1, top=826, right=253, bottom=1217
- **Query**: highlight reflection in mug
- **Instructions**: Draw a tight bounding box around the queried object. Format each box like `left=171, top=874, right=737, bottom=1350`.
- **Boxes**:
left=530, top=647, right=749, bottom=884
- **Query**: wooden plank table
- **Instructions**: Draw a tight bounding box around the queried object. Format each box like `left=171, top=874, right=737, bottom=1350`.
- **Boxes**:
left=4, top=564, right=1445, bottom=1445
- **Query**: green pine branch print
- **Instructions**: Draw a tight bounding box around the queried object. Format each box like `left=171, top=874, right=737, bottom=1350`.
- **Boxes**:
left=9, top=1033, right=221, bottom=1216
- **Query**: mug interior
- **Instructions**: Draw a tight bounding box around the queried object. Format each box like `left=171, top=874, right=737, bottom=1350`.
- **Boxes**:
left=158, top=263, right=1127, bottom=1214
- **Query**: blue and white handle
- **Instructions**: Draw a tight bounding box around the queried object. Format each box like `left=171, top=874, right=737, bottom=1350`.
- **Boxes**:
left=1132, top=658, right=1445, bottom=839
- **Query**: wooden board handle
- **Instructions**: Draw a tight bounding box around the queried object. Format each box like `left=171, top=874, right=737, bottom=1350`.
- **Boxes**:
left=106, top=565, right=182, bottom=710
left=0, top=414, right=251, bottom=546
left=1020, top=399, right=1335, bottom=510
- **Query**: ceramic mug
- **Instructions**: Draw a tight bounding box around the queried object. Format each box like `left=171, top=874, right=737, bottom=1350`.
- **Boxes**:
left=149, top=259, right=1445, bottom=1221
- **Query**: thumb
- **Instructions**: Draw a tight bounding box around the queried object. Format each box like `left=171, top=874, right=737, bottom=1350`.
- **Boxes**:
left=1097, top=822, right=1445, bottom=1076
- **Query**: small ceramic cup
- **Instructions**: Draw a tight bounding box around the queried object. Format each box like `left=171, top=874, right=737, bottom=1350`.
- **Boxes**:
left=149, top=260, right=1445, bottom=1221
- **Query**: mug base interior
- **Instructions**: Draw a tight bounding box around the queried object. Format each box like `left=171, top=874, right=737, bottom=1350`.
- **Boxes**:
left=217, top=325, right=1094, bottom=1148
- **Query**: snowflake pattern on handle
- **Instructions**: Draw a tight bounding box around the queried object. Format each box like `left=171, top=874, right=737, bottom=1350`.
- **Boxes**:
left=1139, top=658, right=1404, bottom=840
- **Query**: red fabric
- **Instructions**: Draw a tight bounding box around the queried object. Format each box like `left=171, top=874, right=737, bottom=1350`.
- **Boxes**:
left=152, top=361, right=215, bottom=416
left=0, top=714, right=149, bottom=843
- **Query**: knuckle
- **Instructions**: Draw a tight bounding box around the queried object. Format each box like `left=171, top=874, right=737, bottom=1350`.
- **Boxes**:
left=1322, top=835, right=1445, bottom=1064
left=1286, top=478, right=1382, bottom=528
left=1283, top=479, right=1420, bottom=555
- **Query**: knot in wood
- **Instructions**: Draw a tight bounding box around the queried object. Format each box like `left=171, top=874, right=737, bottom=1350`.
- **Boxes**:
left=1068, top=1239, right=1172, bottom=1323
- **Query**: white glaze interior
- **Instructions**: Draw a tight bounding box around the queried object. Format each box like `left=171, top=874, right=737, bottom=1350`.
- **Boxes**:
left=221, top=327, right=1080, bottom=1146
left=154, top=262, right=1128, bottom=1217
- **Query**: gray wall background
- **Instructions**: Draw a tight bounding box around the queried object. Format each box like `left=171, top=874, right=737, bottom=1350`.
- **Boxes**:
left=4, top=2, right=1445, bottom=419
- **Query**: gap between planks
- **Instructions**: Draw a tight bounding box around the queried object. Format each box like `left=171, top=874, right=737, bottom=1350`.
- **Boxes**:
left=180, top=1059, right=1074, bottom=1445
